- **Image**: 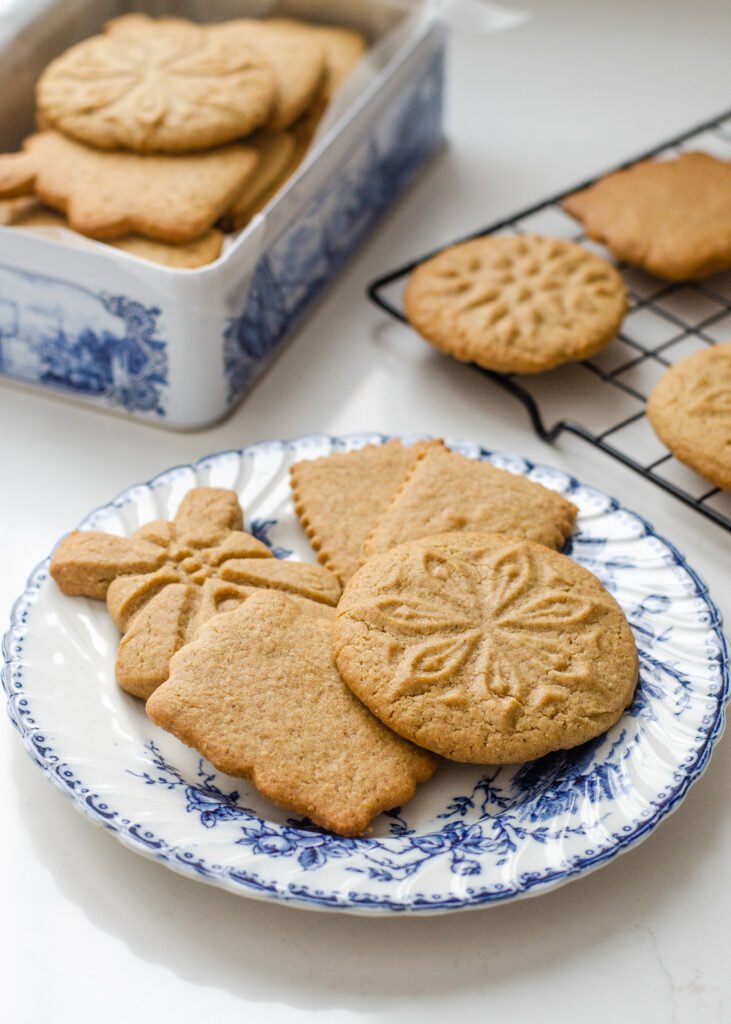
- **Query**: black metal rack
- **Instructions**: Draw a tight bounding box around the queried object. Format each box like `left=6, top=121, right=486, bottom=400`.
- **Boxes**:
left=367, top=109, right=731, bottom=533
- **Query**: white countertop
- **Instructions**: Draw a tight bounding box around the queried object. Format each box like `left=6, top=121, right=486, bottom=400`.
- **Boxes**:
left=2, top=1, right=731, bottom=1021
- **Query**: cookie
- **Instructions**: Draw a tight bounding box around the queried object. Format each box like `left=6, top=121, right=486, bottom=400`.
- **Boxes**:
left=403, top=234, right=627, bottom=373
left=221, top=131, right=297, bottom=230
left=266, top=19, right=367, bottom=99
left=362, top=445, right=577, bottom=561
left=36, top=17, right=276, bottom=153
left=0, top=196, right=37, bottom=223
left=11, top=203, right=224, bottom=268
left=646, top=341, right=731, bottom=490
left=562, top=152, right=731, bottom=280
left=146, top=591, right=437, bottom=837
left=0, top=150, right=37, bottom=198
left=333, top=532, right=638, bottom=763
left=0, top=131, right=259, bottom=242
left=212, top=20, right=325, bottom=131
left=50, top=487, right=341, bottom=698
left=290, top=439, right=442, bottom=586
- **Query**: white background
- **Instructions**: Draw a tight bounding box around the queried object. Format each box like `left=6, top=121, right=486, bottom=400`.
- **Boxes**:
left=2, top=1, right=731, bottom=1021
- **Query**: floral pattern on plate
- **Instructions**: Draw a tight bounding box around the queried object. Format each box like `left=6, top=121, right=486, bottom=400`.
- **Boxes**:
left=2, top=434, right=728, bottom=913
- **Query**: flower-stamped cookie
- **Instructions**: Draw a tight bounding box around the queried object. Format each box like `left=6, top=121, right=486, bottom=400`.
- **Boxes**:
left=50, top=487, right=341, bottom=698
left=562, top=152, right=731, bottom=281
left=146, top=591, right=437, bottom=837
left=403, top=234, right=627, bottom=373
left=646, top=341, right=731, bottom=490
left=333, top=532, right=638, bottom=764
left=36, top=18, right=276, bottom=153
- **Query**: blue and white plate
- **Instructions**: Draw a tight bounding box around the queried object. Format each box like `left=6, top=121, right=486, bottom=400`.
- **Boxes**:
left=3, top=434, right=728, bottom=914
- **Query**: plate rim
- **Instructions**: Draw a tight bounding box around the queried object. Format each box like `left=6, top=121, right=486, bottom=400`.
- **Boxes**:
left=3, top=432, right=729, bottom=915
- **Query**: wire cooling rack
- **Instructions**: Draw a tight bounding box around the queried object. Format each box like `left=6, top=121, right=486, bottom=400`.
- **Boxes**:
left=367, top=109, right=731, bottom=532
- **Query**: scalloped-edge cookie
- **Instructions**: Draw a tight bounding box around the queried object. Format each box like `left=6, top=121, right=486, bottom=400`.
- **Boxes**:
left=404, top=234, right=627, bottom=374
left=290, top=439, right=443, bottom=586
left=334, top=532, right=638, bottom=764
left=562, top=152, right=731, bottom=281
left=362, top=445, right=577, bottom=561
left=146, top=591, right=437, bottom=837
left=646, top=341, right=731, bottom=490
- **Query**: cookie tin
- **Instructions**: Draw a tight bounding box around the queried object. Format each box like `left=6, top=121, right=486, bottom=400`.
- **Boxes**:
left=0, top=0, right=445, bottom=429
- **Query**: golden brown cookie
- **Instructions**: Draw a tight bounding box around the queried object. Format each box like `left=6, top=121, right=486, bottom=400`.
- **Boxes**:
left=362, top=445, right=577, bottom=561
left=0, top=131, right=259, bottom=242
left=404, top=234, right=627, bottom=373
left=0, top=196, right=37, bottom=223
left=50, top=487, right=341, bottom=698
left=562, top=152, right=731, bottom=280
left=646, top=342, right=731, bottom=490
left=221, top=131, right=297, bottom=230
left=290, top=439, right=443, bottom=586
left=146, top=591, right=437, bottom=837
left=10, top=203, right=224, bottom=268
left=36, top=18, right=276, bottom=153
left=266, top=19, right=367, bottom=99
left=211, top=19, right=325, bottom=131
left=333, top=532, right=638, bottom=764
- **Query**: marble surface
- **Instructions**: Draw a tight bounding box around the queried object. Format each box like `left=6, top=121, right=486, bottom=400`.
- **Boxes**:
left=2, top=1, right=730, bottom=1020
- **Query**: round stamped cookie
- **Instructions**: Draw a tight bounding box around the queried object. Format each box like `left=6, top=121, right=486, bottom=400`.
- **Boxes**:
left=647, top=341, right=731, bottom=490
left=36, top=20, right=276, bottom=153
left=333, top=532, right=638, bottom=764
left=403, top=234, right=627, bottom=373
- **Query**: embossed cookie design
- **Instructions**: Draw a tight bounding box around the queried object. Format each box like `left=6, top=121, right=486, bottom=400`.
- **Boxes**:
left=333, top=532, right=638, bottom=764
left=147, top=591, right=437, bottom=837
left=562, top=152, right=731, bottom=281
left=647, top=341, right=731, bottom=490
left=403, top=234, right=627, bottom=373
left=36, top=19, right=276, bottom=153
left=50, top=487, right=340, bottom=698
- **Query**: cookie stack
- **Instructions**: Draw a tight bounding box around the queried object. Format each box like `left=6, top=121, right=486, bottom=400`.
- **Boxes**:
left=49, top=442, right=639, bottom=837
left=0, top=13, right=366, bottom=267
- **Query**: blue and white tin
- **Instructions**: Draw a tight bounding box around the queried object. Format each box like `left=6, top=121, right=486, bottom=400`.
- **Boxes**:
left=0, top=1, right=445, bottom=428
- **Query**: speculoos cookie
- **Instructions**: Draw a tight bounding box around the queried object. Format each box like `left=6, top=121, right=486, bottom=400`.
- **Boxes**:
left=50, top=487, right=341, bottom=699
left=37, top=17, right=276, bottom=153
left=333, top=532, right=638, bottom=764
left=562, top=152, right=731, bottom=280
left=146, top=591, right=437, bottom=837
left=361, top=444, right=577, bottom=560
left=290, top=439, right=443, bottom=585
left=404, top=234, right=626, bottom=373
left=646, top=341, right=731, bottom=490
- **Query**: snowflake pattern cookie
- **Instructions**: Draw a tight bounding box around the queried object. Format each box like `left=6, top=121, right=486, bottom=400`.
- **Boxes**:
left=403, top=234, right=627, bottom=373
left=334, top=531, right=638, bottom=763
left=36, top=18, right=276, bottom=153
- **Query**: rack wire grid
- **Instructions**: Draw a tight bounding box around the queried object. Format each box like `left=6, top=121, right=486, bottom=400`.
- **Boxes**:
left=367, top=109, right=731, bottom=533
